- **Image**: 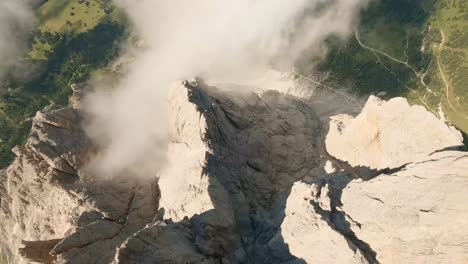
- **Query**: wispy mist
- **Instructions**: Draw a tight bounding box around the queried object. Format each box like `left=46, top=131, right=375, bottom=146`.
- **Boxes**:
left=0, top=0, right=34, bottom=79
left=83, top=0, right=370, bottom=178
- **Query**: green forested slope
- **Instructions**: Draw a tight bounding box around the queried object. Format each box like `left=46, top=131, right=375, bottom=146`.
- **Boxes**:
left=0, top=0, right=126, bottom=167
left=308, top=0, right=468, bottom=134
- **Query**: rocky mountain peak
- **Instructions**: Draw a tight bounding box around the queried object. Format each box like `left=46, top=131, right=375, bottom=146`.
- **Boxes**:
left=0, top=81, right=467, bottom=264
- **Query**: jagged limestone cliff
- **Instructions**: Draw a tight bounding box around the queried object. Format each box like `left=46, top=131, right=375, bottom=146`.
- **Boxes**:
left=0, top=80, right=467, bottom=264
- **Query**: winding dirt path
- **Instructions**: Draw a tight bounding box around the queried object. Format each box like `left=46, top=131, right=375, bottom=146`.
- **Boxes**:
left=436, top=29, right=468, bottom=120
left=354, top=31, right=420, bottom=76
left=354, top=31, right=436, bottom=114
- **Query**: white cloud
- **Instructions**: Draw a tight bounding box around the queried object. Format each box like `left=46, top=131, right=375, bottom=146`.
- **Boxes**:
left=0, top=0, right=34, bottom=78
left=83, top=0, right=370, bottom=178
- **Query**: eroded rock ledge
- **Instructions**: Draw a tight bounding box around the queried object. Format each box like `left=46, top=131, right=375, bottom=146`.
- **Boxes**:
left=0, top=81, right=467, bottom=264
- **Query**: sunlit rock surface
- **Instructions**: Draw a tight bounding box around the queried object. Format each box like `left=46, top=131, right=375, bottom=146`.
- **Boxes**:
left=0, top=81, right=467, bottom=264
left=326, top=96, right=463, bottom=170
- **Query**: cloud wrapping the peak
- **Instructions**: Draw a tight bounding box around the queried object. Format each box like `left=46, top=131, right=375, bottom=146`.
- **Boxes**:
left=84, top=0, right=370, bottom=178
left=0, top=0, right=35, bottom=78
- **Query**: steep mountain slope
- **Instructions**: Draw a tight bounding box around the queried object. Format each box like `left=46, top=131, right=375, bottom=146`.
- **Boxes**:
left=0, top=80, right=466, bottom=264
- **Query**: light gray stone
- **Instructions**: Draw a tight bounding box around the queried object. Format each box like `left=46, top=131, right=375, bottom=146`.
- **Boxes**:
left=326, top=96, right=463, bottom=169
left=1, top=80, right=467, bottom=264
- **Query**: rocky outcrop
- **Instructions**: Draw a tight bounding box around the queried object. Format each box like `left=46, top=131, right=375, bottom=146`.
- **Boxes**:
left=286, top=95, right=468, bottom=264
left=0, top=80, right=327, bottom=263
left=326, top=96, right=464, bottom=170
left=341, top=151, right=468, bottom=263
left=290, top=150, right=468, bottom=264
left=0, top=90, right=158, bottom=264
left=0, top=80, right=467, bottom=264
left=280, top=181, right=368, bottom=264
left=115, top=80, right=327, bottom=263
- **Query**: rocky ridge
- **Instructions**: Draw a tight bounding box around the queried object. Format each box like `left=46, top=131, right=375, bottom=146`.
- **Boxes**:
left=0, top=79, right=467, bottom=263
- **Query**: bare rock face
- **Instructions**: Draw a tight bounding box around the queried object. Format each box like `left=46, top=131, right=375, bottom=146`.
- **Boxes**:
left=0, top=81, right=326, bottom=264
left=287, top=150, right=468, bottom=264
left=125, top=80, right=326, bottom=263
left=326, top=96, right=463, bottom=169
left=341, top=151, right=468, bottom=264
left=0, top=91, right=158, bottom=264
left=1, top=80, right=467, bottom=264
left=280, top=181, right=368, bottom=264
